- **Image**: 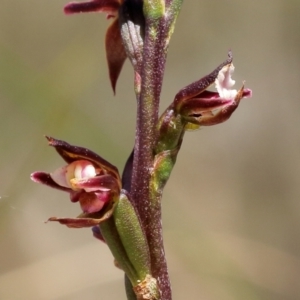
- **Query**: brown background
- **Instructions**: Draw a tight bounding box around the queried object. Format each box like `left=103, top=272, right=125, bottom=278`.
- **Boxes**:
left=0, top=1, right=299, bottom=299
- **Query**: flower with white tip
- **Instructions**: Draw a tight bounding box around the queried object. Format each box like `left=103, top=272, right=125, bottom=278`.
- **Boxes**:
left=174, top=52, right=252, bottom=126
left=215, top=63, right=238, bottom=100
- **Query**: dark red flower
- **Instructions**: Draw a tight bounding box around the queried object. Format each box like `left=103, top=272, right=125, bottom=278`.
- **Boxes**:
left=174, top=52, right=252, bottom=126
left=31, top=136, right=121, bottom=227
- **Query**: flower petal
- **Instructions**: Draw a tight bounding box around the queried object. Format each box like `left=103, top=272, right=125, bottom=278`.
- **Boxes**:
left=215, top=63, right=237, bottom=100
left=45, top=136, right=120, bottom=182
left=47, top=199, right=116, bottom=228
left=197, top=85, right=250, bottom=126
left=48, top=216, right=104, bottom=228
left=106, top=18, right=127, bottom=94
left=50, top=160, right=97, bottom=189
left=64, top=0, right=120, bottom=15
left=71, top=174, right=120, bottom=192
left=179, top=97, right=232, bottom=118
left=77, top=191, right=109, bottom=213
left=30, top=171, right=71, bottom=192
left=174, top=51, right=233, bottom=109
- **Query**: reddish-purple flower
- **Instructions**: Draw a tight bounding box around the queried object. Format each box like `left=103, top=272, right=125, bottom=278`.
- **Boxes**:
left=174, top=52, right=252, bottom=126
left=31, top=136, right=121, bottom=227
left=156, top=53, right=252, bottom=155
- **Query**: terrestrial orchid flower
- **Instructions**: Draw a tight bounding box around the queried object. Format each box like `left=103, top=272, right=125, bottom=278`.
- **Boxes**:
left=174, top=52, right=252, bottom=126
left=31, top=136, right=121, bottom=228
left=64, top=0, right=127, bottom=93
left=156, top=52, right=252, bottom=154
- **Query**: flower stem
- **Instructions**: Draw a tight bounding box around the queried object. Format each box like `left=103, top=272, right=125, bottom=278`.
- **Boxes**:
left=129, top=2, right=183, bottom=299
left=131, top=14, right=171, bottom=300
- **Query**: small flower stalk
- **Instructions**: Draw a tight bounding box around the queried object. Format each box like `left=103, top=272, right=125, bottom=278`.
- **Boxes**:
left=31, top=1, right=252, bottom=299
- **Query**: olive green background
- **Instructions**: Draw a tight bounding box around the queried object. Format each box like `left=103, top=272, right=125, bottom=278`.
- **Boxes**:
left=0, top=1, right=299, bottom=299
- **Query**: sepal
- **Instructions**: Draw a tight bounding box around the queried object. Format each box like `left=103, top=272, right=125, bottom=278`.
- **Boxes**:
left=64, top=0, right=120, bottom=15
left=106, top=18, right=127, bottom=94
left=46, top=136, right=120, bottom=182
left=47, top=196, right=118, bottom=228
left=63, top=0, right=126, bottom=93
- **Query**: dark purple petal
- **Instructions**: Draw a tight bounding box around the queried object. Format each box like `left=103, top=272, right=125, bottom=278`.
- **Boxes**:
left=197, top=86, right=249, bottom=126
left=179, top=97, right=232, bottom=117
left=45, top=136, right=120, bottom=181
left=174, top=51, right=233, bottom=108
left=106, top=18, right=127, bottom=94
left=64, top=0, right=120, bottom=15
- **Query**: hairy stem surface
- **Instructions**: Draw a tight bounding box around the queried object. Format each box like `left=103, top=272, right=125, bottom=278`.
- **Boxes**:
left=130, top=15, right=171, bottom=300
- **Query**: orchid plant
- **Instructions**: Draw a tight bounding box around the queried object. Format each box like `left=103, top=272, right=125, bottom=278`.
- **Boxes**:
left=31, top=1, right=252, bottom=299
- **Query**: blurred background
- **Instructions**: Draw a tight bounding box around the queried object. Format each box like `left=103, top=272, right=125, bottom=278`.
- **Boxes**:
left=0, top=1, right=299, bottom=299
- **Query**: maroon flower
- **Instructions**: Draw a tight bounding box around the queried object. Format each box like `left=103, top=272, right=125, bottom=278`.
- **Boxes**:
left=174, top=52, right=252, bottom=126
left=64, top=0, right=126, bottom=93
left=31, top=136, right=121, bottom=228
